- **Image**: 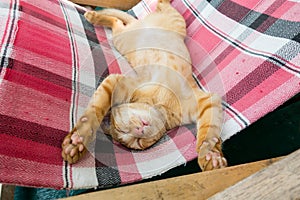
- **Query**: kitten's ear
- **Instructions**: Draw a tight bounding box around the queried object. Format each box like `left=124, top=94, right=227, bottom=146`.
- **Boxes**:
left=100, top=110, right=111, bottom=135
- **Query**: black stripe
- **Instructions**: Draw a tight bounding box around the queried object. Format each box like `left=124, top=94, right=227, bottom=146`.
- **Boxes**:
left=64, top=161, right=69, bottom=188
left=0, top=0, right=18, bottom=71
left=293, top=32, right=300, bottom=44
left=207, top=0, right=300, bottom=42
left=77, top=9, right=122, bottom=187
left=183, top=0, right=300, bottom=75
left=222, top=102, right=249, bottom=127
left=7, top=59, right=73, bottom=89
left=249, top=13, right=269, bottom=30
left=95, top=133, right=121, bottom=186
left=0, top=114, right=67, bottom=147
left=76, top=7, right=109, bottom=88
left=141, top=1, right=152, bottom=14
left=127, top=9, right=137, bottom=18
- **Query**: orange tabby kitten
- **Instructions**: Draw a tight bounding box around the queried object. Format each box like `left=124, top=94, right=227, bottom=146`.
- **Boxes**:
left=62, top=0, right=227, bottom=171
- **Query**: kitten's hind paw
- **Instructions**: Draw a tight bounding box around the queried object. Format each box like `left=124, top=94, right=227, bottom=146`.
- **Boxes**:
left=61, top=130, right=87, bottom=164
left=198, top=137, right=227, bottom=171
left=84, top=11, right=97, bottom=24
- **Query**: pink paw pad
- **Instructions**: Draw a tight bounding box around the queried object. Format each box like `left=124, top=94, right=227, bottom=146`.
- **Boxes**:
left=71, top=132, right=84, bottom=145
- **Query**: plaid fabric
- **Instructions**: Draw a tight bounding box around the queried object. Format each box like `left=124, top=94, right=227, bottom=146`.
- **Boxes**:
left=0, top=0, right=299, bottom=189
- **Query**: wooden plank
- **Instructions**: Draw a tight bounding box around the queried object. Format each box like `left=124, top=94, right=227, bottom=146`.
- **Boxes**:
left=0, top=185, right=15, bottom=200
left=209, top=148, right=300, bottom=199
left=63, top=157, right=282, bottom=200
left=68, top=0, right=141, bottom=10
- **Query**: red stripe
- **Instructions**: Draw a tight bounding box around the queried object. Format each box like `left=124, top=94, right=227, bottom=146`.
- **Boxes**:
left=4, top=68, right=72, bottom=101
left=0, top=81, right=70, bottom=131
left=14, top=20, right=72, bottom=64
left=225, top=60, right=280, bottom=105
left=11, top=59, right=73, bottom=89
left=233, top=69, right=294, bottom=113
left=0, top=134, right=63, bottom=165
left=108, top=58, right=122, bottom=74
left=0, top=155, right=64, bottom=189
left=0, top=114, right=67, bottom=148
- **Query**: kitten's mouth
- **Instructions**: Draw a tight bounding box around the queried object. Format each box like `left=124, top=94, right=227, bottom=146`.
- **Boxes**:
left=137, top=138, right=144, bottom=149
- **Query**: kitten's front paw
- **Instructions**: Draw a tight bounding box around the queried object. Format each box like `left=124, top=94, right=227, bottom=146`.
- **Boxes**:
left=62, top=116, right=97, bottom=164
left=62, top=130, right=86, bottom=164
left=198, top=137, right=227, bottom=171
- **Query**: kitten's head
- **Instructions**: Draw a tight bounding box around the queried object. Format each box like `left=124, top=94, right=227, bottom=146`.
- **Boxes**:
left=107, top=103, right=168, bottom=150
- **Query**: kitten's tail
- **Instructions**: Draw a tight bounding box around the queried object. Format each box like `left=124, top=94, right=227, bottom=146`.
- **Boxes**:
left=97, top=9, right=137, bottom=25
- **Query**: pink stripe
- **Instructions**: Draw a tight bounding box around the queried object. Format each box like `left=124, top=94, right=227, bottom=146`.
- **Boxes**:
left=21, top=0, right=65, bottom=21
left=114, top=144, right=142, bottom=182
left=217, top=56, right=265, bottom=94
left=95, top=28, right=122, bottom=74
left=215, top=48, right=241, bottom=71
left=243, top=76, right=300, bottom=122
left=279, top=3, right=300, bottom=22
left=0, top=155, right=64, bottom=189
left=190, top=26, right=222, bottom=54
left=168, top=127, right=197, bottom=161
left=10, top=46, right=74, bottom=80
left=0, top=80, right=70, bottom=131
left=230, top=0, right=261, bottom=10
left=231, top=0, right=299, bottom=21
left=232, top=69, right=294, bottom=113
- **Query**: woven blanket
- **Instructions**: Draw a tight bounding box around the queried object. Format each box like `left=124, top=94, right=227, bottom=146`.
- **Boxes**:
left=0, top=0, right=299, bottom=189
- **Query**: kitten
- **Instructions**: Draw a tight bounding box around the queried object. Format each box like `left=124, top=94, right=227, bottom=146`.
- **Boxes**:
left=62, top=0, right=227, bottom=171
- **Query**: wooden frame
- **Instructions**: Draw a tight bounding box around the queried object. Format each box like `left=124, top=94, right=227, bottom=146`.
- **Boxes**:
left=68, top=0, right=141, bottom=10
left=63, top=156, right=287, bottom=199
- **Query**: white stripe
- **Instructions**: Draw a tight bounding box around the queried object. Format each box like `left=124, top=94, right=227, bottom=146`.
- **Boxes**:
left=221, top=118, right=244, bottom=140
left=72, top=167, right=99, bottom=189
left=0, top=0, right=20, bottom=85
left=60, top=1, right=99, bottom=188
left=135, top=144, right=186, bottom=178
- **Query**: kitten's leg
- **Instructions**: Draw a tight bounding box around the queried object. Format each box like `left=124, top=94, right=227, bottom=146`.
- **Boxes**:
left=62, top=74, right=124, bottom=164
left=84, top=9, right=137, bottom=35
left=195, top=93, right=227, bottom=171
left=84, top=11, right=124, bottom=33
left=88, top=9, right=137, bottom=25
